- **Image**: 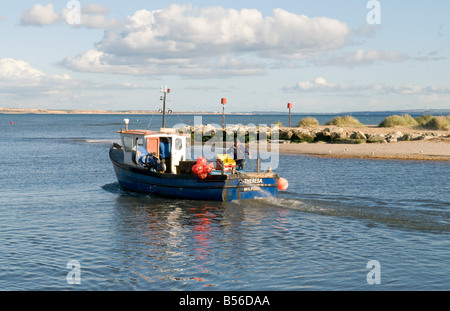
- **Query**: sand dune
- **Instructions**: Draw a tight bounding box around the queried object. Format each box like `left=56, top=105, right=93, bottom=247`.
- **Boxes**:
left=277, top=140, right=450, bottom=161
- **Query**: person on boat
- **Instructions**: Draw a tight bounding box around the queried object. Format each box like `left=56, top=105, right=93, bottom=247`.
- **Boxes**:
left=159, top=137, right=171, bottom=173
left=229, top=138, right=251, bottom=170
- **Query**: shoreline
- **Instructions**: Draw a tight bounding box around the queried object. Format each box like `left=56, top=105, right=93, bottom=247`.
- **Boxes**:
left=273, top=125, right=450, bottom=161
left=0, top=107, right=300, bottom=115
left=4, top=108, right=449, bottom=161
left=276, top=140, right=450, bottom=162
left=0, top=107, right=229, bottom=115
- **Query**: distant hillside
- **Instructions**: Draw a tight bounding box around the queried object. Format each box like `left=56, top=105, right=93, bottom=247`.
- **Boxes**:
left=1, top=107, right=449, bottom=115
left=246, top=109, right=450, bottom=115
left=0, top=107, right=222, bottom=115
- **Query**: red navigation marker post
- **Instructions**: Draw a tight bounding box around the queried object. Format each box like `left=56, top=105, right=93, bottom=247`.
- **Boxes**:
left=287, top=103, right=293, bottom=127
left=221, top=98, right=227, bottom=129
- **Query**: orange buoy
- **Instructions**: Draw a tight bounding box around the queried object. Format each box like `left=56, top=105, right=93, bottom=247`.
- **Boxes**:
left=277, top=178, right=289, bottom=191
left=194, top=165, right=204, bottom=174
left=196, top=157, right=207, bottom=166
left=10, top=122, right=14, bottom=125
left=192, top=164, right=203, bottom=174
left=198, top=172, right=208, bottom=179
left=204, top=165, right=212, bottom=174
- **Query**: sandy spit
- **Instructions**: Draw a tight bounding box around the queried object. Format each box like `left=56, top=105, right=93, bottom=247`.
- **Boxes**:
left=276, top=140, right=450, bottom=161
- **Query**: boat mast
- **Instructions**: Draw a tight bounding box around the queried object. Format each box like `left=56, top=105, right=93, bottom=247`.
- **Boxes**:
left=160, top=85, right=170, bottom=128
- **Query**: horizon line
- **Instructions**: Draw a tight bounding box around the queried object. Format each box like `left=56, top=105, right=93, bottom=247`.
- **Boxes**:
left=1, top=107, right=449, bottom=115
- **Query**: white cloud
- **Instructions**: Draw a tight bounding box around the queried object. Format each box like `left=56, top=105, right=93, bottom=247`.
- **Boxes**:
left=60, top=5, right=351, bottom=77
left=20, top=3, right=61, bottom=26
left=418, top=94, right=450, bottom=108
left=313, top=49, right=409, bottom=67
left=79, top=12, right=120, bottom=29
left=0, top=58, right=72, bottom=92
left=61, top=6, right=121, bottom=29
left=0, top=58, right=168, bottom=97
left=284, top=77, right=354, bottom=92
left=59, top=49, right=265, bottom=77
left=97, top=5, right=350, bottom=58
left=413, top=50, right=446, bottom=62
left=20, top=3, right=119, bottom=28
left=284, top=77, right=450, bottom=95
left=81, top=4, right=110, bottom=15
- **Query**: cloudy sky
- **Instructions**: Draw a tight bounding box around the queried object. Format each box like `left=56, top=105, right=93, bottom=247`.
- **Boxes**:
left=0, top=1, right=449, bottom=112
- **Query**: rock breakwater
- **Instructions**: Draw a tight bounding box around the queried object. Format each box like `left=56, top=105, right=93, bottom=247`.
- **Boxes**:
left=175, top=124, right=449, bottom=144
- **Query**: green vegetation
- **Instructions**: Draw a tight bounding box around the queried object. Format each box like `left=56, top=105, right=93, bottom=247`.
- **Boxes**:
left=378, top=114, right=418, bottom=127
left=414, top=115, right=434, bottom=127
left=298, top=117, right=319, bottom=127
left=422, top=116, right=450, bottom=130
left=274, top=121, right=283, bottom=127
left=325, top=115, right=362, bottom=127
left=379, top=114, right=450, bottom=130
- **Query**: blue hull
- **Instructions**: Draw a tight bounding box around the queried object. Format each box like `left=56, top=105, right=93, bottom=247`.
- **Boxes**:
left=110, top=147, right=279, bottom=201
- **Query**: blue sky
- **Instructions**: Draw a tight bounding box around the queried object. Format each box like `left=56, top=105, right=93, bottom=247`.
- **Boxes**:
left=0, top=1, right=449, bottom=113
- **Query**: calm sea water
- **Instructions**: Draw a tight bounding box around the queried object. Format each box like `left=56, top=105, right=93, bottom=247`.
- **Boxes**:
left=0, top=114, right=449, bottom=291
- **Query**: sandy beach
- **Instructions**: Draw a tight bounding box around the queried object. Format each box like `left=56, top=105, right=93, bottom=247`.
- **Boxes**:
left=259, top=125, right=450, bottom=161
left=277, top=139, right=450, bottom=161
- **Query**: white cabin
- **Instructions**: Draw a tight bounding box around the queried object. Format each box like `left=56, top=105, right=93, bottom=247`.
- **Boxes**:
left=118, top=128, right=187, bottom=174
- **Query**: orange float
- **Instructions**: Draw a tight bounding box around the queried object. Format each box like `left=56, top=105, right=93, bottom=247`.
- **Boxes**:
left=277, top=178, right=289, bottom=191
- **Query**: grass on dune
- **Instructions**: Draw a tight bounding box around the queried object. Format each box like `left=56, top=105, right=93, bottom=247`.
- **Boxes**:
left=325, top=115, right=362, bottom=127
left=379, top=114, right=450, bottom=130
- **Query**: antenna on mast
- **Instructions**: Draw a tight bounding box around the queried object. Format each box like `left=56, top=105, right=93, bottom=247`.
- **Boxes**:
left=160, top=85, right=170, bottom=128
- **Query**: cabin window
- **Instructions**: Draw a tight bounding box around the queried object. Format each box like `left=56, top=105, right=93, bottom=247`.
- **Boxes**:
left=175, top=138, right=183, bottom=151
left=123, top=136, right=132, bottom=152
left=136, top=137, right=144, bottom=147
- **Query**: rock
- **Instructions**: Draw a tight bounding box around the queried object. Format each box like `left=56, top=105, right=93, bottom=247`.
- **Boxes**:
left=329, top=127, right=347, bottom=140
left=412, top=133, right=426, bottom=140
left=177, top=125, right=192, bottom=134
left=193, top=125, right=203, bottom=137
left=386, top=131, right=403, bottom=142
left=321, top=128, right=332, bottom=137
left=400, top=134, right=412, bottom=141
left=332, top=138, right=366, bottom=144
left=350, top=131, right=367, bottom=140
left=367, top=134, right=386, bottom=143
left=401, top=133, right=425, bottom=141
left=313, top=129, right=331, bottom=141
left=203, top=124, right=216, bottom=135
left=279, top=129, right=294, bottom=140
left=257, top=126, right=271, bottom=139
left=292, top=129, right=315, bottom=142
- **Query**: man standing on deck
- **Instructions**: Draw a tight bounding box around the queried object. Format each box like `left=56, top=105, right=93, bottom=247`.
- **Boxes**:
left=229, top=138, right=251, bottom=170
left=159, top=138, right=171, bottom=173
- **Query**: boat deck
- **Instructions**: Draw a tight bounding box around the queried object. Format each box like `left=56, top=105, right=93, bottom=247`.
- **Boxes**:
left=110, top=146, right=278, bottom=181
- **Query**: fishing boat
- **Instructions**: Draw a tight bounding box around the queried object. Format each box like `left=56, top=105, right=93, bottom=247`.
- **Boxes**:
left=109, top=87, right=288, bottom=201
